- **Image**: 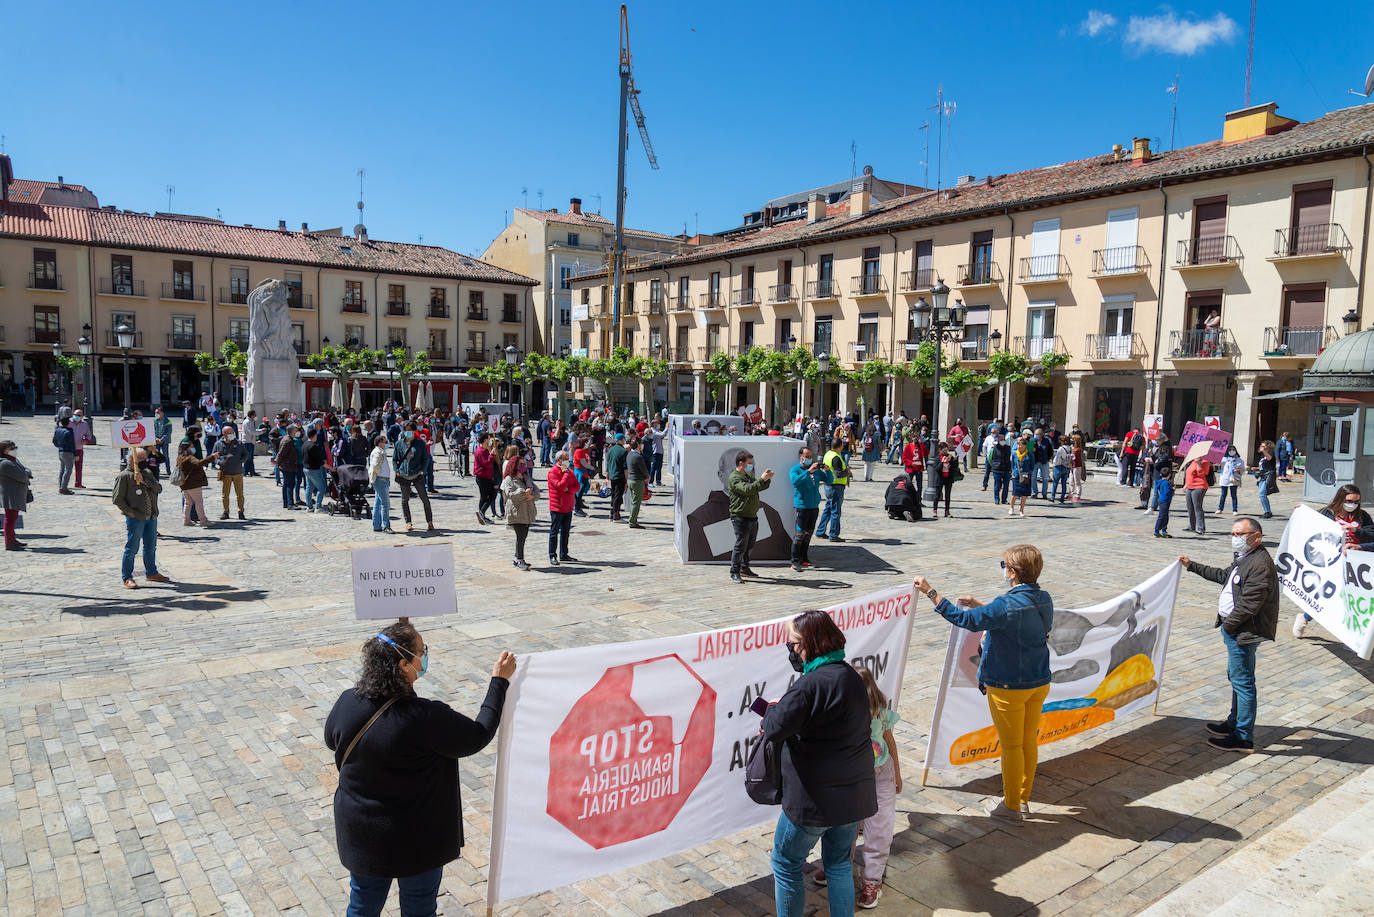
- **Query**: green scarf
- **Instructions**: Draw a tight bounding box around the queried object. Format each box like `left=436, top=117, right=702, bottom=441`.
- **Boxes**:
left=802, top=649, right=846, bottom=674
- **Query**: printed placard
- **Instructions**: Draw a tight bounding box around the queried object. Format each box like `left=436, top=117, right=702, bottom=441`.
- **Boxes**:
left=110, top=418, right=155, bottom=447
left=350, top=543, right=455, bottom=619
left=1276, top=505, right=1374, bottom=659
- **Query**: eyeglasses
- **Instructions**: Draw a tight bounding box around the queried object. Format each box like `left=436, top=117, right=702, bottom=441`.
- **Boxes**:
left=999, top=560, right=1006, bottom=569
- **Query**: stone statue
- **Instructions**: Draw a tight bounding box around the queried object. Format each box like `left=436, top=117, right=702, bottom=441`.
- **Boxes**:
left=245, top=278, right=302, bottom=417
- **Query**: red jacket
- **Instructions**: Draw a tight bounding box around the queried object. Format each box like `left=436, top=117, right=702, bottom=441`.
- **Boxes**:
left=547, top=465, right=579, bottom=513
left=902, top=441, right=926, bottom=473
left=474, top=445, right=494, bottom=480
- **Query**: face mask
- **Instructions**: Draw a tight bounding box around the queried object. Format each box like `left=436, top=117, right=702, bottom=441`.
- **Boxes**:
left=417, top=650, right=429, bottom=678
left=1344, top=501, right=1360, bottom=513
left=223, top=433, right=236, bottom=442
left=1231, top=535, right=1251, bottom=554
left=1004, top=567, right=1013, bottom=584
left=787, top=646, right=805, bottom=673
left=405, top=431, right=415, bottom=440
left=745, top=463, right=755, bottom=475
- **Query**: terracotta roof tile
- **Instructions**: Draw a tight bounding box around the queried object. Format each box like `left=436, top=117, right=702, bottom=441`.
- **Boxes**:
left=516, top=207, right=680, bottom=240
left=0, top=201, right=93, bottom=242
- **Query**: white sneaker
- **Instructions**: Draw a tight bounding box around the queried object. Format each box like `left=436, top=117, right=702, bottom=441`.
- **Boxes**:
left=1293, top=616, right=1308, bottom=638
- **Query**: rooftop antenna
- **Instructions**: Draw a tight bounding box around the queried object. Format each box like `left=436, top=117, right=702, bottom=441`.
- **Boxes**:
left=216, top=207, right=223, bottom=221
left=418, top=233, right=424, bottom=244
left=918, top=121, right=930, bottom=188
left=356, top=168, right=365, bottom=227
left=1167, top=76, right=1180, bottom=150
left=594, top=192, right=602, bottom=213
left=521, top=187, right=528, bottom=207
left=1349, top=64, right=1374, bottom=97
left=537, top=188, right=544, bottom=209
left=1, top=134, right=6, bottom=154
left=165, top=184, right=175, bottom=211
left=1244, top=0, right=1255, bottom=106
left=694, top=212, right=699, bottom=236
left=926, top=85, right=954, bottom=191
left=850, top=141, right=857, bottom=182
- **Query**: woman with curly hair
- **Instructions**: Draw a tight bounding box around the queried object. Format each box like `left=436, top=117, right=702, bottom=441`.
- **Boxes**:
left=324, top=623, right=516, bottom=917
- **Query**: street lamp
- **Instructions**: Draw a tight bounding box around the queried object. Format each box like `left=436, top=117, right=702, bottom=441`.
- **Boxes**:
left=816, top=350, right=831, bottom=425
left=115, top=322, right=135, bottom=415
left=77, top=330, right=92, bottom=411
left=50, top=340, right=66, bottom=402
left=385, top=350, right=397, bottom=406
left=1343, top=308, right=1361, bottom=336
left=910, top=280, right=964, bottom=505
left=504, top=344, right=519, bottom=426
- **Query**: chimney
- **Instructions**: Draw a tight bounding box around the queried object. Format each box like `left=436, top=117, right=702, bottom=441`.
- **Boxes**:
left=301, top=222, right=309, bottom=231
left=58, top=175, right=64, bottom=187
left=1131, top=137, right=1151, bottom=164
left=955, top=174, right=975, bottom=186
left=807, top=193, right=824, bottom=223
left=569, top=197, right=582, bottom=215
left=278, top=219, right=287, bottom=230
left=1112, top=143, right=1125, bottom=161
left=355, top=224, right=368, bottom=242
left=1222, top=102, right=1298, bottom=143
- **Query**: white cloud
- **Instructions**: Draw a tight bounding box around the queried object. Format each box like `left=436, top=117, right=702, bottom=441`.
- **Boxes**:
left=1125, top=11, right=1239, bottom=55
left=1080, top=10, right=1118, bottom=37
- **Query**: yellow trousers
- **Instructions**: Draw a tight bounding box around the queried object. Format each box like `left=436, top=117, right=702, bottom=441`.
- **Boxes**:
left=985, top=683, right=1051, bottom=809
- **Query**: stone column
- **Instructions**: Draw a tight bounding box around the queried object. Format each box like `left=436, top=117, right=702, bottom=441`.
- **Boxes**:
left=149, top=358, right=162, bottom=407
left=1232, top=373, right=1259, bottom=461
left=1063, top=371, right=1085, bottom=434
left=758, top=381, right=771, bottom=422
left=837, top=382, right=850, bottom=415
left=936, top=387, right=952, bottom=437
left=692, top=371, right=705, bottom=414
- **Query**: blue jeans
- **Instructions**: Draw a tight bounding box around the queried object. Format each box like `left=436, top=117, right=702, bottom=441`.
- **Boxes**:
left=372, top=477, right=391, bottom=530
left=281, top=470, right=300, bottom=507
left=817, top=483, right=846, bottom=537
left=649, top=451, right=664, bottom=485
left=982, top=459, right=993, bottom=488
left=1154, top=491, right=1173, bottom=534
left=1033, top=461, right=1051, bottom=497
left=1217, top=485, right=1238, bottom=512
left=346, top=866, right=443, bottom=917
left=424, top=454, right=435, bottom=491
left=992, top=471, right=1009, bottom=504
left=1256, top=479, right=1272, bottom=515
left=771, top=810, right=860, bottom=917
left=540, top=439, right=553, bottom=465
left=304, top=467, right=327, bottom=510
left=885, top=440, right=901, bottom=463
left=242, top=447, right=256, bottom=476
left=1222, top=629, right=1258, bottom=744
left=121, top=516, right=159, bottom=581
left=1051, top=465, right=1070, bottom=501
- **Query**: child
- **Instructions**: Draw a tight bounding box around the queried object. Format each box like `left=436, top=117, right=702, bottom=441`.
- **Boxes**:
left=1153, top=469, right=1175, bottom=538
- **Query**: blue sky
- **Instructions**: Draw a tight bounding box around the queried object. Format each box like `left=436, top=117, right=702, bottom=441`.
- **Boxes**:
left=4, top=1, right=1372, bottom=257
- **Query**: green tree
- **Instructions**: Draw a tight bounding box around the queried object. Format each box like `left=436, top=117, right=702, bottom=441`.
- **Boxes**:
left=704, top=351, right=734, bottom=412
left=305, top=344, right=383, bottom=406
left=193, top=340, right=250, bottom=405
left=735, top=346, right=794, bottom=423
left=850, top=357, right=906, bottom=419
left=626, top=352, right=671, bottom=415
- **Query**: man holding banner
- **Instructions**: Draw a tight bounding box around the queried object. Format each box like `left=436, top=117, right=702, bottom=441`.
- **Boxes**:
left=1178, top=517, right=1278, bottom=754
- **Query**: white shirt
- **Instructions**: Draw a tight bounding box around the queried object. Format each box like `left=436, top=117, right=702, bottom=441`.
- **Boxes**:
left=367, top=446, right=392, bottom=484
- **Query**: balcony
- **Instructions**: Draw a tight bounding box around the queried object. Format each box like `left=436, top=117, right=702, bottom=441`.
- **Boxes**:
left=342, top=298, right=368, bottom=314
left=223, top=334, right=249, bottom=351
left=288, top=291, right=313, bottom=310
left=768, top=283, right=798, bottom=303
left=1017, top=254, right=1070, bottom=285
left=108, top=330, right=145, bottom=349
left=667, top=294, right=691, bottom=313
left=167, top=332, right=202, bottom=351
left=99, top=278, right=146, bottom=297
left=1263, top=325, right=1337, bottom=358
left=420, top=346, right=452, bottom=362
left=1012, top=335, right=1068, bottom=360
left=386, top=301, right=410, bottom=316
left=1174, top=235, right=1241, bottom=270
left=28, top=327, right=64, bottom=345
left=219, top=287, right=250, bottom=305
left=672, top=344, right=691, bottom=363
left=849, top=341, right=889, bottom=362
left=502, top=307, right=523, bottom=323
left=1084, top=332, right=1147, bottom=360
left=957, top=262, right=1002, bottom=287
left=850, top=274, right=887, bottom=298
left=293, top=338, right=311, bottom=355
left=647, top=298, right=665, bottom=316
left=731, top=288, right=759, bottom=308
left=467, top=306, right=488, bottom=321
left=161, top=282, right=206, bottom=302
left=1091, top=246, right=1150, bottom=278
left=622, top=300, right=637, bottom=315
left=1168, top=328, right=1238, bottom=359
left=1271, top=223, right=1351, bottom=261
left=698, top=292, right=726, bottom=310
left=898, top=269, right=935, bottom=292
left=702, top=344, right=725, bottom=361
left=428, top=303, right=450, bottom=319
left=466, top=348, right=489, bottom=364
left=28, top=273, right=62, bottom=291
left=956, top=338, right=991, bottom=362
left=805, top=279, right=839, bottom=301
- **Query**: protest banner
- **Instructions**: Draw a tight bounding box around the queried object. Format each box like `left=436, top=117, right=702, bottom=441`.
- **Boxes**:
left=1204, top=415, right=1221, bottom=429
left=1276, top=506, right=1374, bottom=659
left=1142, top=414, right=1164, bottom=442
left=486, top=584, right=916, bottom=906
left=349, top=543, right=455, bottom=619
left=109, top=418, right=155, bottom=447
left=1174, top=421, right=1231, bottom=462
left=737, top=403, right=763, bottom=424
left=923, top=564, right=1181, bottom=773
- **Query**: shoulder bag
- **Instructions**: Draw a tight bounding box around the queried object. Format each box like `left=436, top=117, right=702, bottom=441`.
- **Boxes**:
left=339, top=697, right=398, bottom=768
left=744, top=733, right=783, bottom=805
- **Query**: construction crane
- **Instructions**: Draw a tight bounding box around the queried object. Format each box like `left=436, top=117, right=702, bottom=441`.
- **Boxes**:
left=611, top=3, right=659, bottom=351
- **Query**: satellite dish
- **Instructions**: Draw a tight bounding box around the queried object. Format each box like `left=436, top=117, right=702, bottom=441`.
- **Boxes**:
left=1365, top=64, right=1374, bottom=97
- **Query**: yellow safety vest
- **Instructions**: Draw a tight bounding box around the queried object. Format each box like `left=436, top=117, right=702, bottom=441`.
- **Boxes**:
left=823, top=449, right=849, bottom=486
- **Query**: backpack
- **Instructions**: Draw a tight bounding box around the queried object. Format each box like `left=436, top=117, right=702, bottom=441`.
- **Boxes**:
left=1131, top=432, right=1145, bottom=451
left=744, top=734, right=783, bottom=805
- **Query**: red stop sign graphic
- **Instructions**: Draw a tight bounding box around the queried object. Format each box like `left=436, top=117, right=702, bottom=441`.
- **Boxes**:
left=547, top=654, right=716, bottom=849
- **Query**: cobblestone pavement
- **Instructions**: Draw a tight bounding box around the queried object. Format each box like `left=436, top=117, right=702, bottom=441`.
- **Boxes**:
left=2, top=413, right=1372, bottom=916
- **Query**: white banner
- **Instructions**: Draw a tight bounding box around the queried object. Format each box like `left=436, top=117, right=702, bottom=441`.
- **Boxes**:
left=110, top=418, right=155, bottom=447
left=487, top=585, right=916, bottom=905
left=1276, top=505, right=1374, bottom=659
left=349, top=544, right=455, bottom=619
left=924, top=564, right=1181, bottom=771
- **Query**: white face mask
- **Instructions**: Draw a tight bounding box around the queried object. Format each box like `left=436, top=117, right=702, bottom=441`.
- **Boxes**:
left=1344, top=501, right=1360, bottom=513
left=1231, top=535, right=1251, bottom=554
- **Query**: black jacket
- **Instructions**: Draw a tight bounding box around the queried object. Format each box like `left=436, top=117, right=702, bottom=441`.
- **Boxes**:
left=323, top=678, right=508, bottom=877
left=1188, top=547, right=1280, bottom=641
left=762, top=661, right=877, bottom=828
left=987, top=443, right=1011, bottom=474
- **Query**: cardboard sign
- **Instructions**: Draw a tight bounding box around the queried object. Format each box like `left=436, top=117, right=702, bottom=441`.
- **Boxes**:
left=110, top=419, right=155, bottom=447
left=1142, top=414, right=1164, bottom=442
left=1204, top=415, right=1221, bottom=429
left=737, top=404, right=763, bottom=424
left=1182, top=441, right=1213, bottom=465
left=350, top=544, right=455, bottom=619
left=1174, top=421, right=1231, bottom=462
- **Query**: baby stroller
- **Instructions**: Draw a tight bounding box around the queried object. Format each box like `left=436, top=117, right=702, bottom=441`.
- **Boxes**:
left=884, top=473, right=923, bottom=522
left=331, top=464, right=372, bottom=519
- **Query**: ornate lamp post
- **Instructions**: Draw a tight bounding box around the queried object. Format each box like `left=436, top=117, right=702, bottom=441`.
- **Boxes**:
left=504, top=344, right=519, bottom=425
left=816, top=350, right=831, bottom=426
left=115, top=322, right=135, bottom=415
left=1343, top=308, right=1361, bottom=336
left=77, top=329, right=93, bottom=411
left=909, top=280, right=965, bottom=504
left=385, top=350, right=397, bottom=406
left=786, top=334, right=799, bottom=419
left=50, top=341, right=66, bottom=401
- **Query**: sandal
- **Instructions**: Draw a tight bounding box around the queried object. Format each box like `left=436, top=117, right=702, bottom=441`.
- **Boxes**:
left=405, top=524, right=414, bottom=532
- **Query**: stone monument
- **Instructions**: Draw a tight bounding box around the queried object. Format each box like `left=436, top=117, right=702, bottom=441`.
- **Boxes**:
left=245, top=278, right=302, bottom=417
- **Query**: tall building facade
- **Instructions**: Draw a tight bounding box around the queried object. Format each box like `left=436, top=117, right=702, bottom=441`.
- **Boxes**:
left=570, top=102, right=1374, bottom=461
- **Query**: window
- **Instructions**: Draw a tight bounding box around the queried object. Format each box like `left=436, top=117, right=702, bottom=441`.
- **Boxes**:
left=779, top=259, right=793, bottom=286
left=1026, top=303, right=1055, bottom=359
left=707, top=323, right=721, bottom=356
left=171, top=315, right=197, bottom=350
left=860, top=247, right=881, bottom=294
left=1102, top=208, right=1139, bottom=273
left=856, top=314, right=878, bottom=360
left=649, top=278, right=663, bottom=305
left=743, top=266, right=755, bottom=301
left=580, top=288, right=590, bottom=304
left=580, top=331, right=590, bottom=351
left=502, top=333, right=519, bottom=350
left=815, top=254, right=835, bottom=298
left=560, top=266, right=573, bottom=289
left=112, top=311, right=136, bottom=331
left=969, top=231, right=994, bottom=283
left=1278, top=283, right=1328, bottom=355
left=388, top=328, right=407, bottom=348
left=228, top=318, right=249, bottom=347
left=468, top=330, right=486, bottom=357
left=568, top=233, right=579, bottom=247
left=173, top=260, right=195, bottom=299
left=960, top=306, right=990, bottom=360
left=741, top=321, right=754, bottom=349
left=469, top=290, right=485, bottom=318
left=778, top=317, right=793, bottom=349
left=428, top=328, right=447, bottom=356
left=677, top=276, right=689, bottom=304
left=284, top=271, right=304, bottom=308
left=503, top=292, right=519, bottom=322
left=344, top=324, right=365, bottom=347
left=292, top=322, right=306, bottom=354
left=32, top=248, right=58, bottom=288
left=912, top=240, right=933, bottom=289
left=559, top=305, right=571, bottom=327
left=111, top=255, right=134, bottom=294
left=709, top=272, right=721, bottom=304
left=229, top=267, right=250, bottom=303
left=1288, top=181, right=1334, bottom=254
left=1101, top=295, right=1135, bottom=358
left=649, top=328, right=663, bottom=354
left=344, top=279, right=364, bottom=310
left=813, top=318, right=833, bottom=356
left=623, top=329, right=635, bottom=352
left=1189, top=196, right=1228, bottom=262
left=1027, top=218, right=1060, bottom=279
left=33, top=305, right=61, bottom=344
left=387, top=284, right=407, bottom=314
left=429, top=287, right=448, bottom=318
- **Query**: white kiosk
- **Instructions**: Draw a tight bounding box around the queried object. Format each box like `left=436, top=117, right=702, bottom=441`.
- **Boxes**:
left=672, top=435, right=802, bottom=564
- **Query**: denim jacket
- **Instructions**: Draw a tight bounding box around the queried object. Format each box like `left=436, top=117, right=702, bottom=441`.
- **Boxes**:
left=934, top=583, right=1053, bottom=690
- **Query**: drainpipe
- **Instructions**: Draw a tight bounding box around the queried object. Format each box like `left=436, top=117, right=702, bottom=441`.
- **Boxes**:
left=454, top=278, right=462, bottom=372
left=208, top=255, right=216, bottom=401
left=86, top=244, right=97, bottom=410
left=315, top=267, right=323, bottom=347
left=724, top=258, right=734, bottom=413
left=886, top=231, right=901, bottom=415
left=373, top=273, right=382, bottom=358
left=1003, top=208, right=1016, bottom=422
left=1357, top=147, right=1373, bottom=325
left=1149, top=181, right=1169, bottom=414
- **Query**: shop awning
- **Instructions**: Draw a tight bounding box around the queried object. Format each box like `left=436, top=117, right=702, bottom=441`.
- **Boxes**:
left=1253, top=389, right=1322, bottom=400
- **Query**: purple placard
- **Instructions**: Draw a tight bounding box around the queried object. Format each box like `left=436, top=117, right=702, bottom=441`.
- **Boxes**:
left=1174, top=421, right=1232, bottom=462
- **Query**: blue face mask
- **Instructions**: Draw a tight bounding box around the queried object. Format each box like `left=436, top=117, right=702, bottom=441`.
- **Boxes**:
left=746, top=463, right=755, bottom=475
left=417, top=650, right=429, bottom=678
left=405, top=431, right=415, bottom=440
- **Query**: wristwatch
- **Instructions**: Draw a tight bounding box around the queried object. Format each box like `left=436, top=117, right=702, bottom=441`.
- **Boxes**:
left=925, top=587, right=938, bottom=601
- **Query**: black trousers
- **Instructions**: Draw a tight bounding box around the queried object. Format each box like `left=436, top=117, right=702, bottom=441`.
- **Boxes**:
left=731, top=515, right=759, bottom=574
left=937, top=481, right=954, bottom=514
left=398, top=476, right=432, bottom=524
left=476, top=477, right=497, bottom=516
left=610, top=476, right=626, bottom=518
left=511, top=522, right=529, bottom=560
left=548, top=511, right=572, bottom=558
left=792, top=507, right=819, bottom=565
